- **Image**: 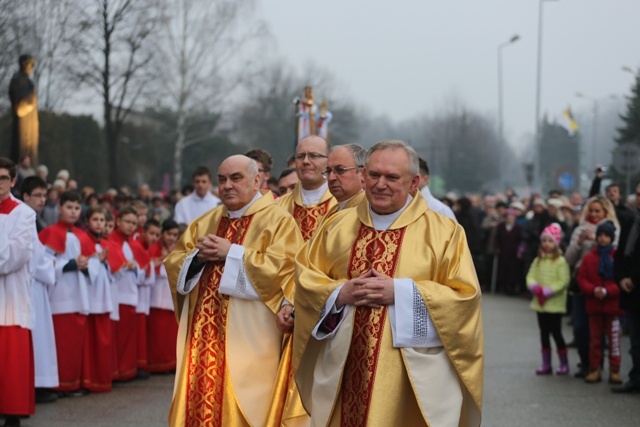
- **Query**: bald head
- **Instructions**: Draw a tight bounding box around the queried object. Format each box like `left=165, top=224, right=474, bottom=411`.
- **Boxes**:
left=298, top=135, right=330, bottom=154
left=217, top=155, right=261, bottom=211
left=295, top=136, right=330, bottom=190
left=219, top=155, right=259, bottom=177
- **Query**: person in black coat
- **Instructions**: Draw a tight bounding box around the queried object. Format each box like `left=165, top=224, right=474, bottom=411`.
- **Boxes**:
left=613, top=183, right=640, bottom=393
left=455, top=196, right=484, bottom=286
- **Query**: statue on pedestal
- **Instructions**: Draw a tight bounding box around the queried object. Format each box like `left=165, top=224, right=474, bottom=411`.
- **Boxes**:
left=8, top=54, right=39, bottom=165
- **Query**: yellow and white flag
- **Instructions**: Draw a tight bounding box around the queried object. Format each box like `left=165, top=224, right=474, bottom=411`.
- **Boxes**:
left=557, top=108, right=579, bottom=136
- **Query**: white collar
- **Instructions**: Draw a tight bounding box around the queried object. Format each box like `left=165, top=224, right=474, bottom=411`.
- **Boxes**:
left=300, top=182, right=328, bottom=207
left=369, top=195, right=412, bottom=231
left=338, top=190, right=363, bottom=211
left=228, top=192, right=262, bottom=219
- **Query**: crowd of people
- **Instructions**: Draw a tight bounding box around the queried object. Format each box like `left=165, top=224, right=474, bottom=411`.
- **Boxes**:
left=1, top=139, right=639, bottom=426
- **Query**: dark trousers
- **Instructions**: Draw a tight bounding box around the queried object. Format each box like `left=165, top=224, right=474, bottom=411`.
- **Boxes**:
left=626, top=310, right=640, bottom=384
left=537, top=312, right=566, bottom=350
left=572, top=293, right=590, bottom=365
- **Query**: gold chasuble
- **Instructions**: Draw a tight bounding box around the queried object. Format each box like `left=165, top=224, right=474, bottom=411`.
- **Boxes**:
left=293, top=193, right=484, bottom=427
left=164, top=192, right=304, bottom=427
left=276, top=185, right=337, bottom=242
left=325, top=190, right=366, bottom=218
left=275, top=186, right=336, bottom=427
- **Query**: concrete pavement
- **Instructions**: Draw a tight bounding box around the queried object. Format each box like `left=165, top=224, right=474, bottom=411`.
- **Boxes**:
left=16, top=294, right=639, bottom=426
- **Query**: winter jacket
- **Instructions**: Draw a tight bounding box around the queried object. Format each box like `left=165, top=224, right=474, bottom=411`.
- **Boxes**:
left=526, top=254, right=570, bottom=313
left=577, top=247, right=623, bottom=315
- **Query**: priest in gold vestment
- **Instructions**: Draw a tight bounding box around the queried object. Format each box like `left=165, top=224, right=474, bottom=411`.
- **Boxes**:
left=293, top=141, right=484, bottom=427
left=164, top=155, right=304, bottom=427
left=275, top=135, right=337, bottom=426
left=324, top=144, right=366, bottom=216
left=276, top=135, right=337, bottom=242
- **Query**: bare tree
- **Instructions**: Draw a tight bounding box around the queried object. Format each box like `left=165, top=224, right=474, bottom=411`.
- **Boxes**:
left=0, top=0, right=17, bottom=104
left=67, top=0, right=160, bottom=187
left=0, top=0, right=75, bottom=111
left=153, top=0, right=269, bottom=186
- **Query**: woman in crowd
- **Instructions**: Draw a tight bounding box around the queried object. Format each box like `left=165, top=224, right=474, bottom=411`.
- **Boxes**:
left=565, top=195, right=620, bottom=378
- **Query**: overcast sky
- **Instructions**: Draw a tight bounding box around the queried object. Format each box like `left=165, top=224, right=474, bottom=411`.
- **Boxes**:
left=257, top=0, right=640, bottom=151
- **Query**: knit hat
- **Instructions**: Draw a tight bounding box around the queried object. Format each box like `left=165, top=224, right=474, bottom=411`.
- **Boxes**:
left=510, top=201, right=526, bottom=212
left=533, top=199, right=547, bottom=208
left=596, top=220, right=616, bottom=241
left=540, top=223, right=562, bottom=246
left=547, top=198, right=564, bottom=210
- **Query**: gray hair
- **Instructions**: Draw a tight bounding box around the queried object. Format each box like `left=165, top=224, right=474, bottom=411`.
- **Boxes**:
left=365, top=140, right=419, bottom=176
left=330, top=144, right=366, bottom=167
left=245, top=157, right=260, bottom=177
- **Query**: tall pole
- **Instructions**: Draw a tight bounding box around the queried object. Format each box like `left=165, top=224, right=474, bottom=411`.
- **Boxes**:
left=534, top=0, right=557, bottom=192
left=592, top=102, right=598, bottom=166
left=498, top=34, right=520, bottom=192
left=575, top=92, right=616, bottom=171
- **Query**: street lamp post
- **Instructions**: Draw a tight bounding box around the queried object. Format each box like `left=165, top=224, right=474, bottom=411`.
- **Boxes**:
left=498, top=34, right=520, bottom=192
left=575, top=92, right=617, bottom=170
left=534, top=0, right=558, bottom=192
left=575, top=93, right=598, bottom=171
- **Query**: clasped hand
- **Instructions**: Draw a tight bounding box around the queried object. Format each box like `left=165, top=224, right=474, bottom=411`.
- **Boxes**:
left=276, top=304, right=295, bottom=334
left=336, top=269, right=394, bottom=309
left=196, top=234, right=231, bottom=263
left=75, top=255, right=89, bottom=270
left=98, top=248, right=109, bottom=263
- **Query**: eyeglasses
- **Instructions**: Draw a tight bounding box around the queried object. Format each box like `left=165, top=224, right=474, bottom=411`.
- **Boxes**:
left=295, top=152, right=328, bottom=161
left=323, top=166, right=361, bottom=177
left=0, top=175, right=11, bottom=182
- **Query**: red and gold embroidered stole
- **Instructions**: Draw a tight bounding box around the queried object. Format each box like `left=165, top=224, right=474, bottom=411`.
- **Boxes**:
left=340, top=224, right=406, bottom=427
left=293, top=199, right=331, bottom=241
left=184, top=215, right=253, bottom=427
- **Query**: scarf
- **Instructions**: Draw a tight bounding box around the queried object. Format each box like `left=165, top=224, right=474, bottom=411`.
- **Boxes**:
left=597, top=244, right=615, bottom=279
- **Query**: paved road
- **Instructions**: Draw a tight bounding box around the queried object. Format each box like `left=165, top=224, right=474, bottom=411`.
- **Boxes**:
left=16, top=294, right=639, bottom=426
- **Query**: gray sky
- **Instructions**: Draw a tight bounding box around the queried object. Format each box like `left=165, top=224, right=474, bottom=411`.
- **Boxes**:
left=258, top=0, right=640, bottom=152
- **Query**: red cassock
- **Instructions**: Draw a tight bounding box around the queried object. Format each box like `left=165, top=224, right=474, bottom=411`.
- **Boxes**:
left=39, top=222, right=96, bottom=392
left=107, top=230, right=150, bottom=380
left=145, top=242, right=178, bottom=372
left=0, top=326, right=35, bottom=415
left=0, top=197, right=35, bottom=416
left=81, top=234, right=127, bottom=392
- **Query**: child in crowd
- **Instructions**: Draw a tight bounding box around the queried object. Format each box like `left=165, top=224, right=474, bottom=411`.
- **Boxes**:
left=39, top=191, right=96, bottom=396
left=107, top=206, right=150, bottom=381
left=104, top=210, right=115, bottom=238
left=21, top=176, right=59, bottom=404
left=577, top=220, right=623, bottom=384
left=0, top=157, right=37, bottom=425
left=82, top=206, right=117, bottom=393
left=147, top=220, right=180, bottom=373
left=131, top=200, right=149, bottom=241
left=135, top=219, right=161, bottom=376
left=99, top=208, right=124, bottom=382
left=526, top=223, right=571, bottom=375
